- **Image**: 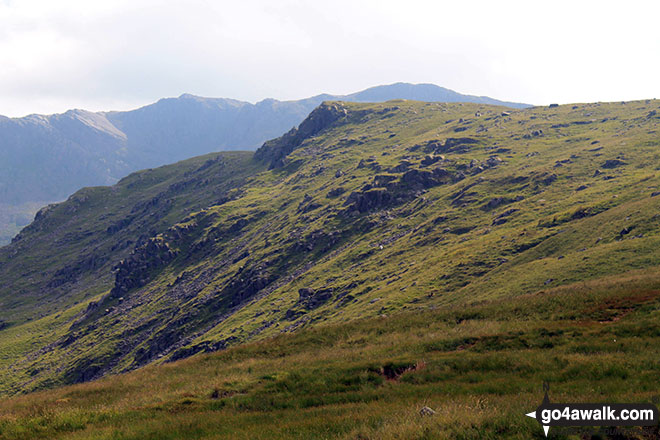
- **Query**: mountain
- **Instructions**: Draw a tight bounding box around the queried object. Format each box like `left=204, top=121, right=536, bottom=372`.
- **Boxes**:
left=0, top=83, right=529, bottom=245
left=1, top=96, right=659, bottom=411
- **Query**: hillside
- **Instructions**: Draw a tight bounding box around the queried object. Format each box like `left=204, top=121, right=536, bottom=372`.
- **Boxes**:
left=1, top=98, right=660, bottom=437
left=1, top=271, right=660, bottom=439
left=0, top=83, right=528, bottom=245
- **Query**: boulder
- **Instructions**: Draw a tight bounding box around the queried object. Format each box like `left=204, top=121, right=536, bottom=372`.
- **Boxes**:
left=419, top=406, right=436, bottom=416
left=601, top=159, right=626, bottom=169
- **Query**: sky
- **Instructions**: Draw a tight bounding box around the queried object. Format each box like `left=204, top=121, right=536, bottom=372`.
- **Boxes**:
left=0, top=0, right=659, bottom=117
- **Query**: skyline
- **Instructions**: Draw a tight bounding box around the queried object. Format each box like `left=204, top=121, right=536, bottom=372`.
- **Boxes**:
left=1, top=0, right=659, bottom=117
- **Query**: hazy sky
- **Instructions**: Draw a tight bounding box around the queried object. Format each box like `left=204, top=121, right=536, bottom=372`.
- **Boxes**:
left=1, top=0, right=658, bottom=117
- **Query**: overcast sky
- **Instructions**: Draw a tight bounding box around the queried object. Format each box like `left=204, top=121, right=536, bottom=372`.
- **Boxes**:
left=1, top=0, right=658, bottom=117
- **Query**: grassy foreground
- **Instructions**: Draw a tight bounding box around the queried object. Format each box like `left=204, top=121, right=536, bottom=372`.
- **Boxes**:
left=1, top=267, right=660, bottom=439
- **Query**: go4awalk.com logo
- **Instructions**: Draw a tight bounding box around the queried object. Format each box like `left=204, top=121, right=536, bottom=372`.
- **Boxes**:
left=525, top=383, right=659, bottom=437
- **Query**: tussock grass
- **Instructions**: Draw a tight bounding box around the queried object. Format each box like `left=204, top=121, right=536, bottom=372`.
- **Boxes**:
left=2, top=268, right=660, bottom=439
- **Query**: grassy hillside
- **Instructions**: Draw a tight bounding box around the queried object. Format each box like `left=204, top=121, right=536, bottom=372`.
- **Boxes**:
left=0, top=269, right=659, bottom=439
left=0, top=83, right=527, bottom=247
left=0, top=98, right=659, bottom=438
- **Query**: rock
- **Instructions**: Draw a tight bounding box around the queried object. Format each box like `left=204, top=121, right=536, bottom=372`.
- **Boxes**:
left=420, top=155, right=441, bottom=166
left=110, top=237, right=178, bottom=298
left=297, top=194, right=321, bottom=213
left=326, top=187, right=346, bottom=198
left=575, top=185, right=588, bottom=191
left=619, top=227, right=632, bottom=237
left=651, top=192, right=660, bottom=197
left=335, top=170, right=344, bottom=178
left=419, top=406, right=436, bottom=416
left=601, top=159, right=626, bottom=169
left=373, top=174, right=398, bottom=187
left=357, top=158, right=381, bottom=171
left=492, top=209, right=519, bottom=226
left=549, top=103, right=559, bottom=108
left=401, top=169, right=438, bottom=189
left=344, top=188, right=394, bottom=213
left=298, top=288, right=315, bottom=298
left=297, top=287, right=333, bottom=309
left=425, top=137, right=480, bottom=154
left=484, top=156, right=503, bottom=167
left=255, top=103, right=348, bottom=168
left=501, top=111, right=511, bottom=117
left=389, top=160, right=412, bottom=173
left=284, top=309, right=304, bottom=320
left=593, top=169, right=603, bottom=177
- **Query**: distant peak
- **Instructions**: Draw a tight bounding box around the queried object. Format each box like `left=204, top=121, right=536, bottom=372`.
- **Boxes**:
left=178, top=93, right=200, bottom=99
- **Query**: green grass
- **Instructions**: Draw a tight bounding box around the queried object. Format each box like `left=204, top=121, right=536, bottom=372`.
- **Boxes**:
left=1, top=268, right=660, bottom=439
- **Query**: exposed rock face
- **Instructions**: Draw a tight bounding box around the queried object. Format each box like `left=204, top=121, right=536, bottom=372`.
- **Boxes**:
left=255, top=103, right=349, bottom=168
left=223, top=263, right=275, bottom=307
left=298, top=287, right=334, bottom=309
left=420, top=155, right=441, bottom=166
left=344, top=188, right=394, bottom=213
left=110, top=237, right=178, bottom=298
left=326, top=187, right=346, bottom=198
left=423, top=137, right=481, bottom=154
left=343, top=165, right=460, bottom=215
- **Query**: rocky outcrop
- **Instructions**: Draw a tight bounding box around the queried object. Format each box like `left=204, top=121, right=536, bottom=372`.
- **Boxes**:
left=344, top=166, right=459, bottom=214
left=110, top=237, right=178, bottom=298
left=601, top=159, right=626, bottom=169
left=297, top=287, right=334, bottom=309
left=255, top=103, right=349, bottom=168
left=423, top=137, right=481, bottom=154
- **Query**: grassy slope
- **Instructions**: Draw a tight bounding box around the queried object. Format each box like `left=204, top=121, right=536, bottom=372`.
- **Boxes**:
left=0, top=269, right=659, bottom=439
left=0, top=151, right=262, bottom=394
left=1, top=99, right=660, bottom=435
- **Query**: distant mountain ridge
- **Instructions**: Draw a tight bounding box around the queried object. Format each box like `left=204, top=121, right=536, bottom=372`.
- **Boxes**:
left=0, top=83, right=529, bottom=244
